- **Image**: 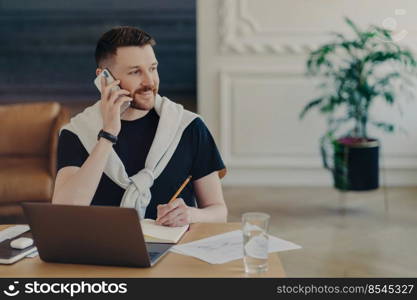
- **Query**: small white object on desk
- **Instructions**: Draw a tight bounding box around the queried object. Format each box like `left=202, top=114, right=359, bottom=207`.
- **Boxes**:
left=10, top=237, right=33, bottom=249
left=0, top=225, right=36, bottom=264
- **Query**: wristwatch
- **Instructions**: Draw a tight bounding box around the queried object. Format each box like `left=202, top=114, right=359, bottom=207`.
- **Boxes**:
left=97, top=129, right=118, bottom=144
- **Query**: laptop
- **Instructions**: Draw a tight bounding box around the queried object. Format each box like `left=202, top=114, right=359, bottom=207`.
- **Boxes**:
left=21, top=202, right=172, bottom=268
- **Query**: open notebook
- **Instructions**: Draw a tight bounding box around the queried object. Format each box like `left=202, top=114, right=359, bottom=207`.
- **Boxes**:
left=141, top=219, right=189, bottom=244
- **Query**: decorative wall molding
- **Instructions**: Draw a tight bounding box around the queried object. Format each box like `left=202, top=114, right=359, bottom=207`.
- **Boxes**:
left=200, top=0, right=417, bottom=186
left=219, top=67, right=321, bottom=167
left=218, top=0, right=417, bottom=55
left=219, top=67, right=417, bottom=171
left=219, top=0, right=321, bottom=55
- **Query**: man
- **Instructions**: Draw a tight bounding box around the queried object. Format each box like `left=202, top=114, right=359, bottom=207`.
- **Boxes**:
left=52, top=26, right=227, bottom=227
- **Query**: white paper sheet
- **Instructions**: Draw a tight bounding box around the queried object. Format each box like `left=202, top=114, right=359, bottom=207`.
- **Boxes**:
left=170, top=230, right=301, bottom=264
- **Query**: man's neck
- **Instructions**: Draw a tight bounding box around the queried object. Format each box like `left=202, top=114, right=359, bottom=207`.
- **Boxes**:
left=121, top=107, right=150, bottom=121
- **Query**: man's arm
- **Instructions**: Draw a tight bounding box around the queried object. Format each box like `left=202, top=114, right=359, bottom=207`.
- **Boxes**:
left=52, top=76, right=132, bottom=205
left=52, top=138, right=114, bottom=206
left=156, top=171, right=227, bottom=226
left=190, top=171, right=228, bottom=222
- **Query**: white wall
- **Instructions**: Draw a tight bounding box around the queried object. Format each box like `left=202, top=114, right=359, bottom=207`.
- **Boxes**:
left=198, top=0, right=417, bottom=186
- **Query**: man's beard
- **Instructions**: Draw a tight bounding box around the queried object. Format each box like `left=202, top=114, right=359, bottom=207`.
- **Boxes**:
left=130, top=85, right=157, bottom=110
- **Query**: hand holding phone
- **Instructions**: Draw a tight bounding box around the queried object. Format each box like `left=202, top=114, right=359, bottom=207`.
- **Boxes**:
left=94, top=69, right=131, bottom=114
left=94, top=69, right=132, bottom=136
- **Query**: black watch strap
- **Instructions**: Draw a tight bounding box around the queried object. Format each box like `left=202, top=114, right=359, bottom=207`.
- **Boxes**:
left=97, top=130, right=118, bottom=144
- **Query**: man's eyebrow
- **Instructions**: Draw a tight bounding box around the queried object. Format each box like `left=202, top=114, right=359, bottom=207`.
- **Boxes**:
left=127, top=62, right=158, bottom=70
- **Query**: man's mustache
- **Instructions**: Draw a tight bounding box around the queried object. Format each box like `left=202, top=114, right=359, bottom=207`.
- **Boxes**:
left=135, top=86, right=156, bottom=94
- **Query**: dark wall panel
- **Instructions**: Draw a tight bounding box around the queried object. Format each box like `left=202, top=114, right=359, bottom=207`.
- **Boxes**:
left=0, top=0, right=196, bottom=103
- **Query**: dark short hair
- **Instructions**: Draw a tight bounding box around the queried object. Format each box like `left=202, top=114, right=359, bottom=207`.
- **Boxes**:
left=95, top=26, right=156, bottom=67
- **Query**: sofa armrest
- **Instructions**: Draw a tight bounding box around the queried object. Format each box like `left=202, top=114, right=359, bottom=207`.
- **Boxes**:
left=49, top=106, right=70, bottom=179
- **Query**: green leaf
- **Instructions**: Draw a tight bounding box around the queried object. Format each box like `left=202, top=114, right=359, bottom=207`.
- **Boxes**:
left=299, top=98, right=324, bottom=119
left=375, top=72, right=400, bottom=88
left=320, top=102, right=335, bottom=113
left=363, top=51, right=398, bottom=64
left=372, top=26, right=393, bottom=42
left=345, top=17, right=363, bottom=40
left=400, top=50, right=417, bottom=67
left=372, top=121, right=395, bottom=133
left=383, top=92, right=394, bottom=105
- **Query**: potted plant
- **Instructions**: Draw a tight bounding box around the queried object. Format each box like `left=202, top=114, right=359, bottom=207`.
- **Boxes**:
left=300, top=18, right=417, bottom=191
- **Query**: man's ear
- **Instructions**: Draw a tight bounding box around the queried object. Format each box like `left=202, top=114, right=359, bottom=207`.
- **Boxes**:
left=96, top=68, right=103, bottom=77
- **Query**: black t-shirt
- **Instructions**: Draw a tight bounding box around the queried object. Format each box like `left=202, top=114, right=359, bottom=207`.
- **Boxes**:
left=57, top=108, right=225, bottom=219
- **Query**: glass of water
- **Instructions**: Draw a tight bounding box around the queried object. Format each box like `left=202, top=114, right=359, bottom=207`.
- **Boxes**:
left=242, top=212, right=270, bottom=274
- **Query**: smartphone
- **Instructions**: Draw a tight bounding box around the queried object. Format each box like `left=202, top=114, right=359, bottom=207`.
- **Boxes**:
left=94, top=68, right=131, bottom=114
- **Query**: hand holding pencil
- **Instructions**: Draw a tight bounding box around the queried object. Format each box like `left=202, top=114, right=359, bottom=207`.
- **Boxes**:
left=155, top=176, right=192, bottom=227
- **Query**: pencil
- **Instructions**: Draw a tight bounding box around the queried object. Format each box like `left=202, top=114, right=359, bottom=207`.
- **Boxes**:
left=168, top=175, right=192, bottom=204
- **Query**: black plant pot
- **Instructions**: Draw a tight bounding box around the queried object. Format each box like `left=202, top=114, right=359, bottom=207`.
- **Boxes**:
left=332, top=138, right=379, bottom=191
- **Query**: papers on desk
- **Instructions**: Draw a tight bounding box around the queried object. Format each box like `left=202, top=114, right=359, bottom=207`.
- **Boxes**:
left=170, top=230, right=301, bottom=264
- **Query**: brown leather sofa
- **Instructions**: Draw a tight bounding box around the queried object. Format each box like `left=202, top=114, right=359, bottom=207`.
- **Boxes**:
left=0, top=102, right=69, bottom=224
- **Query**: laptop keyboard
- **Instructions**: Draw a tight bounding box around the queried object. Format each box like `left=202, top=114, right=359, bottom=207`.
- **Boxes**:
left=149, top=252, right=159, bottom=260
